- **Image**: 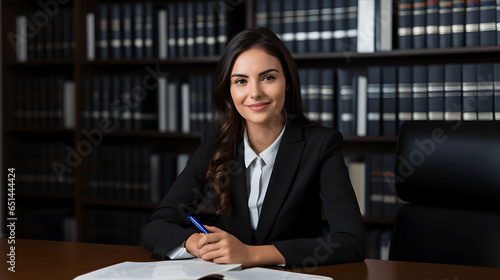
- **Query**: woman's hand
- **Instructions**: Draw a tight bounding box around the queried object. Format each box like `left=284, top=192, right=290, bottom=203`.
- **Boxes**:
left=196, top=225, right=286, bottom=267
left=197, top=226, right=255, bottom=267
left=185, top=232, right=204, bottom=258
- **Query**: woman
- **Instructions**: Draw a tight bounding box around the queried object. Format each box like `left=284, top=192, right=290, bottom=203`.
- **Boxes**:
left=142, top=27, right=366, bottom=268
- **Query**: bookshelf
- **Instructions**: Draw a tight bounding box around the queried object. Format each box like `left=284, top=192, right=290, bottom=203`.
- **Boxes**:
left=2, top=0, right=500, bottom=260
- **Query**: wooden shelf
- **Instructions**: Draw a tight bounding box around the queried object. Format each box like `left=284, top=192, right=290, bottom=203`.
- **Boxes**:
left=363, top=216, right=395, bottom=225
left=292, top=46, right=500, bottom=62
left=9, top=127, right=75, bottom=134
left=82, top=199, right=158, bottom=210
left=105, top=130, right=202, bottom=140
left=17, top=192, right=74, bottom=200
left=82, top=56, right=221, bottom=66
left=343, top=136, right=397, bottom=144
left=4, top=59, right=74, bottom=67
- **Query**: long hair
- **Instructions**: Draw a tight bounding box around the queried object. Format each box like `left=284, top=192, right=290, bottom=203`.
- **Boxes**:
left=206, top=27, right=313, bottom=214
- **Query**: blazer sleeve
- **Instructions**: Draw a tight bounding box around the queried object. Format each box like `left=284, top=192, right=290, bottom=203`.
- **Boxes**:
left=272, top=129, right=367, bottom=266
left=142, top=124, right=216, bottom=259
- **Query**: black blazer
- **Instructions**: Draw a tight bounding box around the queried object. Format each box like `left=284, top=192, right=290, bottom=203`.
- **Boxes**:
left=142, top=123, right=366, bottom=267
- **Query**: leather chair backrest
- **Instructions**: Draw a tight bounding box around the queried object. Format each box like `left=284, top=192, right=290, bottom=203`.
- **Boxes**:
left=390, top=121, right=500, bottom=267
left=394, top=121, right=500, bottom=208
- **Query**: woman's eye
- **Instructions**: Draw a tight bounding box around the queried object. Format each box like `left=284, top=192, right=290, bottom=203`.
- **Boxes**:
left=235, top=79, right=246, bottom=84
left=263, top=75, right=275, bottom=81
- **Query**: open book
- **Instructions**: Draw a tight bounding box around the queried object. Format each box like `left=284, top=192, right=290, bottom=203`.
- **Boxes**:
left=73, top=258, right=333, bottom=280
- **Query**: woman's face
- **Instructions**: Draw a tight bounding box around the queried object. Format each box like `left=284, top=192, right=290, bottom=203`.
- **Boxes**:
left=229, top=47, right=286, bottom=129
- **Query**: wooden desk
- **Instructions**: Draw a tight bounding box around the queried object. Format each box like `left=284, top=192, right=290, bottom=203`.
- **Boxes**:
left=1, top=239, right=499, bottom=280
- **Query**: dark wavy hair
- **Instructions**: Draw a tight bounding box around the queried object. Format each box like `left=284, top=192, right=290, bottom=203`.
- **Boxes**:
left=206, top=27, right=313, bottom=214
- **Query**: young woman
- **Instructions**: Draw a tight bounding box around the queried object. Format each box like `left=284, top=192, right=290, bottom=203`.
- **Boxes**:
left=142, top=27, right=366, bottom=268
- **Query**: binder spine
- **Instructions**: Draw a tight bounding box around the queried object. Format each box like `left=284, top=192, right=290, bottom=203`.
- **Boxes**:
left=110, top=4, right=121, bottom=59
left=206, top=1, right=216, bottom=56
left=462, top=63, right=478, bottom=120
left=216, top=0, right=227, bottom=55
left=177, top=2, right=186, bottom=58
left=413, top=0, right=427, bottom=49
left=186, top=1, right=196, bottom=57
left=144, top=2, right=154, bottom=59
left=195, top=1, right=206, bottom=57
left=296, top=0, right=308, bottom=53
left=427, top=64, right=445, bottom=121
left=426, top=0, right=439, bottom=48
left=439, top=0, right=453, bottom=48
left=333, top=1, right=347, bottom=52
left=282, top=0, right=295, bottom=52
left=465, top=0, right=480, bottom=46
left=495, top=63, right=500, bottom=120
left=337, top=69, right=355, bottom=136
left=320, top=1, right=333, bottom=52
left=307, top=0, right=321, bottom=53
left=382, top=66, right=397, bottom=136
left=122, top=3, right=132, bottom=59
left=452, top=0, right=466, bottom=47
left=497, top=0, right=500, bottom=45
left=476, top=64, right=494, bottom=120
left=346, top=1, right=358, bottom=51
left=444, top=64, right=463, bottom=121
left=96, top=4, right=108, bottom=60
left=168, top=2, right=177, bottom=58
left=308, top=68, right=321, bottom=122
left=398, top=66, right=413, bottom=127
left=367, top=66, right=381, bottom=136
left=479, top=0, right=497, bottom=46
left=320, top=68, right=334, bottom=127
left=398, top=0, right=413, bottom=49
left=269, top=0, right=282, bottom=41
left=134, top=2, right=144, bottom=59
left=412, top=65, right=428, bottom=120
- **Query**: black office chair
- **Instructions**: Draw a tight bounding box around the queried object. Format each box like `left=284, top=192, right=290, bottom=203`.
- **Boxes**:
left=389, top=121, right=500, bottom=268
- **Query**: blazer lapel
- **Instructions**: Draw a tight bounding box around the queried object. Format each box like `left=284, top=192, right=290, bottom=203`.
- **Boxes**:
left=225, top=142, right=253, bottom=244
left=255, top=124, right=305, bottom=243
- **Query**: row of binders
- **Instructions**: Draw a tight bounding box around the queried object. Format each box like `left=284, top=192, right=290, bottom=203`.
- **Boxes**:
left=13, top=142, right=74, bottom=195
left=87, top=145, right=191, bottom=204
left=398, top=0, right=500, bottom=49
left=299, top=68, right=335, bottom=127
left=87, top=0, right=228, bottom=60
left=338, top=63, right=500, bottom=137
left=348, top=153, right=406, bottom=220
left=82, top=73, right=214, bottom=133
left=14, top=7, right=74, bottom=62
left=14, top=77, right=75, bottom=128
left=256, top=0, right=393, bottom=53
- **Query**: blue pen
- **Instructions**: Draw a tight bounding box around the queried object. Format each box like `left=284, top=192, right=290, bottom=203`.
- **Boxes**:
left=188, top=216, right=209, bottom=234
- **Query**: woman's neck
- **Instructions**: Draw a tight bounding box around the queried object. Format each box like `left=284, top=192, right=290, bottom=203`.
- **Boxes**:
left=246, top=121, right=285, bottom=154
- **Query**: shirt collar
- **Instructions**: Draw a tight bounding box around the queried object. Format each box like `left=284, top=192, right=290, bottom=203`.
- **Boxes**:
left=244, top=125, right=286, bottom=168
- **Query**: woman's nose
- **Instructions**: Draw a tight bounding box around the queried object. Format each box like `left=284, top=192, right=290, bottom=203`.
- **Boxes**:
left=249, top=81, right=262, bottom=99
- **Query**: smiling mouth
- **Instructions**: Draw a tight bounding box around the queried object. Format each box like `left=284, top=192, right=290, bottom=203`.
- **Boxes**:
left=247, top=102, right=271, bottom=111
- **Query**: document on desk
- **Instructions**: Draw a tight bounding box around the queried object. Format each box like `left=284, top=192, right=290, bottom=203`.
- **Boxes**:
left=72, top=258, right=333, bottom=280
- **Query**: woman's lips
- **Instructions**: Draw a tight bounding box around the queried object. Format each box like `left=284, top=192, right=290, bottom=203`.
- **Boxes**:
left=247, top=102, right=270, bottom=111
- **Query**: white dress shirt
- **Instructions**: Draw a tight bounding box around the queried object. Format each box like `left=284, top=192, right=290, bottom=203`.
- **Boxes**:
left=244, top=126, right=285, bottom=230
left=166, top=126, right=286, bottom=259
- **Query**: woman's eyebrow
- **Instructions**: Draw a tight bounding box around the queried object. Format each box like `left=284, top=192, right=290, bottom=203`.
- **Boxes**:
left=230, top=68, right=280, bottom=78
left=258, top=68, right=279, bottom=76
left=230, top=73, right=248, bottom=78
